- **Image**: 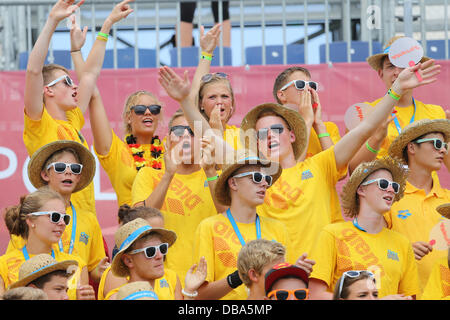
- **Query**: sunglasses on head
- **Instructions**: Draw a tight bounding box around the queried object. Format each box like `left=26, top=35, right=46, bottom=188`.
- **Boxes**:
left=280, top=79, right=318, bottom=91
left=130, top=104, right=161, bottom=116
left=129, top=242, right=169, bottom=259
left=46, top=162, right=83, bottom=175
left=414, top=138, right=449, bottom=152
left=232, top=171, right=273, bottom=186
left=257, top=124, right=285, bottom=140
left=361, top=178, right=400, bottom=194
left=337, top=270, right=374, bottom=299
left=45, top=75, right=74, bottom=87
left=201, top=72, right=228, bottom=83
left=267, top=288, right=309, bottom=300
left=169, top=125, right=194, bottom=137
left=28, top=211, right=71, bottom=226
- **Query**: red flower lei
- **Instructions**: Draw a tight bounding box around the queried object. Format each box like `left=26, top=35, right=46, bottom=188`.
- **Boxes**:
left=126, top=134, right=163, bottom=171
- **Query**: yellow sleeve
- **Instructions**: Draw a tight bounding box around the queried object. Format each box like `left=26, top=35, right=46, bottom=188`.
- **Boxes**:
left=192, top=219, right=216, bottom=283
left=309, top=227, right=337, bottom=288
left=87, top=214, right=107, bottom=272
left=66, top=107, right=85, bottom=132
left=131, top=167, right=159, bottom=206
left=325, top=121, right=342, bottom=144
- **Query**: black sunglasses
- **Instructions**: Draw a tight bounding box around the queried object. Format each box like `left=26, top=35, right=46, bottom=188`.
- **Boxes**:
left=169, top=125, right=194, bottom=137
left=130, top=104, right=161, bottom=116
left=257, top=124, right=285, bottom=140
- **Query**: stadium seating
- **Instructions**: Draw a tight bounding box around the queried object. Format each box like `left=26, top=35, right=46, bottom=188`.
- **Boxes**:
left=102, top=48, right=157, bottom=68
left=245, top=44, right=305, bottom=65
left=319, top=41, right=382, bottom=63
left=425, top=39, right=449, bottom=60
left=19, top=50, right=72, bottom=70
left=169, top=46, right=232, bottom=67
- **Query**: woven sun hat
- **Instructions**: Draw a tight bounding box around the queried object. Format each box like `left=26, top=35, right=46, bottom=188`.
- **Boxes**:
left=214, top=148, right=282, bottom=206
left=436, top=203, right=450, bottom=219
left=27, top=140, right=96, bottom=193
left=9, top=254, right=78, bottom=289
left=116, top=281, right=159, bottom=300
left=366, top=35, right=430, bottom=71
left=340, top=156, right=408, bottom=218
left=111, top=218, right=177, bottom=277
left=388, top=119, right=450, bottom=164
left=240, top=102, right=307, bottom=161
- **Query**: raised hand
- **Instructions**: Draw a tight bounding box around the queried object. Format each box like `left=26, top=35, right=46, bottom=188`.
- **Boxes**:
left=297, top=89, right=314, bottom=125
left=158, top=66, right=191, bottom=102
left=310, top=88, right=323, bottom=126
left=70, top=15, right=88, bottom=51
left=106, top=0, right=135, bottom=25
left=200, top=136, right=216, bottom=172
left=295, top=253, right=316, bottom=276
left=200, top=24, right=221, bottom=54
left=184, top=256, right=207, bottom=296
left=163, top=140, right=179, bottom=176
left=49, top=0, right=85, bottom=23
left=394, top=59, right=441, bottom=93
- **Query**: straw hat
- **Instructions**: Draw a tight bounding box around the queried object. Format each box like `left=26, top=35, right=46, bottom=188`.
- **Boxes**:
left=340, top=157, right=408, bottom=218
left=388, top=119, right=450, bottom=164
left=9, top=254, right=78, bottom=289
left=240, top=103, right=307, bottom=161
left=436, top=203, right=450, bottom=219
left=214, top=149, right=282, bottom=206
left=366, top=35, right=430, bottom=71
left=27, top=140, right=96, bottom=193
left=111, top=218, right=177, bottom=277
left=116, top=281, right=158, bottom=300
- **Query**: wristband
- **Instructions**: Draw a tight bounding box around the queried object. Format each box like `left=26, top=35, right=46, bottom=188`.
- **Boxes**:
left=96, top=35, right=108, bottom=42
left=366, top=141, right=379, bottom=154
left=387, top=88, right=401, bottom=101
left=317, top=132, right=330, bottom=138
left=97, top=32, right=109, bottom=39
left=201, top=55, right=212, bottom=61
left=181, top=288, right=198, bottom=298
left=206, top=175, right=219, bottom=182
left=201, top=51, right=213, bottom=58
left=227, top=270, right=243, bottom=289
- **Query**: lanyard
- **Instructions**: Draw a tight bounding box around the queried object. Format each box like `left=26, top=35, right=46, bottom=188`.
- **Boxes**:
left=392, top=98, right=416, bottom=134
left=226, top=208, right=261, bottom=247
left=352, top=218, right=367, bottom=233
left=22, top=246, right=55, bottom=260
left=58, top=202, right=77, bottom=254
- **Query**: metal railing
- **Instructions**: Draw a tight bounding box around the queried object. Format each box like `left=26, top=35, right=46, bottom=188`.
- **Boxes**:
left=0, top=0, right=449, bottom=71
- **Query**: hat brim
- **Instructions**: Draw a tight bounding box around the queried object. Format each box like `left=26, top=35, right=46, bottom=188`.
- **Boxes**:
left=388, top=119, right=450, bottom=164
left=9, top=260, right=78, bottom=290
left=28, top=140, right=96, bottom=193
left=240, top=103, right=307, bottom=161
left=214, top=157, right=282, bottom=207
left=367, top=53, right=430, bottom=71
left=265, top=265, right=309, bottom=293
left=341, top=157, right=408, bottom=218
left=436, top=203, right=450, bottom=219
left=111, top=227, right=177, bottom=278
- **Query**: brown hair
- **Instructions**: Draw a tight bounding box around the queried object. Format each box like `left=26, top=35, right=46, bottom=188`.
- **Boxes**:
left=272, top=66, right=312, bottom=104
left=4, top=188, right=64, bottom=239
left=42, top=148, right=81, bottom=177
left=332, top=271, right=376, bottom=300
left=1, top=287, right=48, bottom=300
left=122, top=90, right=162, bottom=136
left=198, top=76, right=235, bottom=122
left=167, top=109, right=186, bottom=130
left=117, top=204, right=164, bottom=225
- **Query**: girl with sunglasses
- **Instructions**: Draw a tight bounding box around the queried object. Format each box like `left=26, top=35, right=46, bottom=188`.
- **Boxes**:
left=131, top=109, right=224, bottom=282
left=332, top=270, right=379, bottom=300
left=309, top=157, right=419, bottom=300
left=0, top=188, right=92, bottom=300
left=22, top=0, right=134, bottom=216
left=5, top=140, right=109, bottom=290
left=385, top=119, right=450, bottom=295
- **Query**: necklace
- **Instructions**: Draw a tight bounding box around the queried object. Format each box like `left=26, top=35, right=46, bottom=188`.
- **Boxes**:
left=226, top=209, right=261, bottom=246
left=126, top=134, right=163, bottom=171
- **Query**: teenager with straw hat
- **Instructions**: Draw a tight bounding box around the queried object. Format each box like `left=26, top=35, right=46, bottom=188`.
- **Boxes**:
left=309, top=157, right=420, bottom=300
left=349, top=35, right=449, bottom=173
left=8, top=254, right=78, bottom=300
left=385, top=118, right=450, bottom=295
left=6, top=140, right=108, bottom=286
left=421, top=203, right=450, bottom=300
left=116, top=281, right=158, bottom=300
left=0, top=188, right=90, bottom=299
left=192, top=151, right=298, bottom=300
left=109, top=218, right=206, bottom=300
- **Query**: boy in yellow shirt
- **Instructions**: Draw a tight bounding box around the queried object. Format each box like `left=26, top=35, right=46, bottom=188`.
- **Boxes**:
left=387, top=121, right=450, bottom=294
left=22, top=0, right=134, bottom=214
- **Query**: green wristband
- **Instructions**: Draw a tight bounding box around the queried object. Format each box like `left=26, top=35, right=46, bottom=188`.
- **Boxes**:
left=387, top=88, right=401, bottom=101
left=201, top=55, right=212, bottom=61
left=317, top=132, right=330, bottom=138
left=366, top=141, right=379, bottom=154
left=206, top=175, right=219, bottom=182
left=97, top=32, right=109, bottom=39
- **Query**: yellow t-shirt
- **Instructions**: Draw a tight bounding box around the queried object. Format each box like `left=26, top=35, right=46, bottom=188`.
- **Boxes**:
left=310, top=221, right=420, bottom=298
left=305, top=121, right=342, bottom=159
left=193, top=213, right=291, bottom=300
left=94, top=130, right=165, bottom=207
left=103, top=268, right=178, bottom=300
left=224, top=124, right=242, bottom=150
left=0, top=247, right=86, bottom=300
left=421, top=256, right=450, bottom=300
left=131, top=166, right=218, bottom=280
left=6, top=204, right=106, bottom=272
left=258, top=147, right=343, bottom=261
left=23, top=107, right=96, bottom=215
left=385, top=174, right=450, bottom=294
left=365, top=98, right=446, bottom=158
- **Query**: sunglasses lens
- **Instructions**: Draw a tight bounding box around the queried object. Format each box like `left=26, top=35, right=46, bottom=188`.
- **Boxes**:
left=294, top=290, right=307, bottom=300
left=70, top=164, right=82, bottom=174
left=309, top=82, right=317, bottom=90
left=65, top=76, right=73, bottom=86
left=149, top=105, right=161, bottom=115
left=172, top=128, right=185, bottom=137
left=346, top=271, right=360, bottom=277
left=159, top=243, right=169, bottom=255
left=63, top=214, right=71, bottom=225
left=378, top=179, right=389, bottom=190
left=252, top=172, right=263, bottom=183
left=265, top=175, right=273, bottom=186
left=294, top=80, right=306, bottom=90
left=392, top=182, right=400, bottom=193
left=270, top=124, right=284, bottom=134
left=50, top=212, right=60, bottom=223
left=132, top=105, right=146, bottom=115
left=145, top=247, right=157, bottom=259
left=54, top=163, right=67, bottom=173
left=216, top=72, right=227, bottom=78
left=275, top=291, right=289, bottom=300
left=257, top=128, right=268, bottom=140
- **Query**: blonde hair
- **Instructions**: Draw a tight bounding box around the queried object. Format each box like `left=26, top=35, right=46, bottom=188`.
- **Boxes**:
left=237, top=239, right=286, bottom=287
left=198, top=76, right=235, bottom=122
left=122, top=90, right=162, bottom=136
left=4, top=188, right=64, bottom=239
left=42, top=64, right=69, bottom=86
left=117, top=204, right=164, bottom=225
left=1, top=287, right=48, bottom=300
